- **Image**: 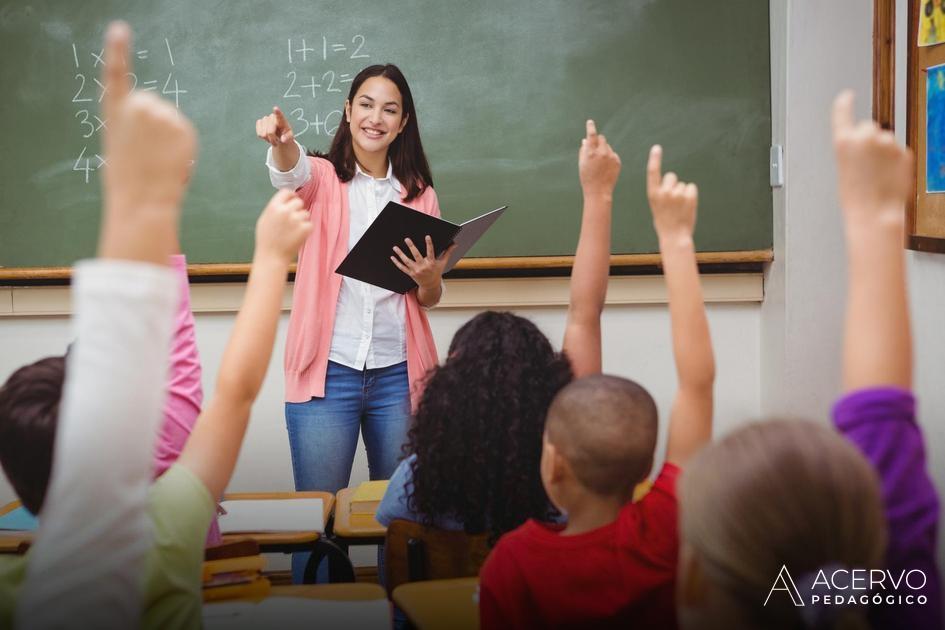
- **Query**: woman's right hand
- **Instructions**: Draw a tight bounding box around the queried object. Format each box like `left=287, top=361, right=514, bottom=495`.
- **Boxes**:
left=256, top=106, right=295, bottom=146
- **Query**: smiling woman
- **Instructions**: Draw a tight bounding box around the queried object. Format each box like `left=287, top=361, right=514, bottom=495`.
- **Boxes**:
left=253, top=64, right=448, bottom=582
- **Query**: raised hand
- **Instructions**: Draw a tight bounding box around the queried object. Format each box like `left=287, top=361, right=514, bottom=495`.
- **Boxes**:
left=255, top=106, right=295, bottom=147
left=579, top=120, right=621, bottom=197
left=391, top=236, right=457, bottom=292
left=98, top=21, right=197, bottom=264
left=831, top=91, right=913, bottom=224
left=254, top=189, right=313, bottom=264
left=646, top=145, right=698, bottom=241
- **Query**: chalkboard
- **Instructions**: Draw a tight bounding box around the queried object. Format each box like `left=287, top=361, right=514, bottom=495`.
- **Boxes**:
left=0, top=0, right=771, bottom=270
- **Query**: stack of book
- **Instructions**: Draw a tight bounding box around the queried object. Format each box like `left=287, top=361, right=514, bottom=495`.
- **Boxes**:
left=202, top=540, right=271, bottom=602
left=349, top=480, right=389, bottom=528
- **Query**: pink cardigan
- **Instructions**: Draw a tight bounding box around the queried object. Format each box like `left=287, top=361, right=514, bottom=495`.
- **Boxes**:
left=284, top=156, right=440, bottom=407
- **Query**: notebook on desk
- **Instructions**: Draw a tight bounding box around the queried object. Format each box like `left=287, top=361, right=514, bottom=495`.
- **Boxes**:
left=219, top=499, right=324, bottom=533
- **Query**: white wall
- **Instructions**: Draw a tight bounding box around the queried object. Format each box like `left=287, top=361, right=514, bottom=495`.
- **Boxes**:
left=761, top=0, right=870, bottom=419
left=0, top=295, right=762, bottom=508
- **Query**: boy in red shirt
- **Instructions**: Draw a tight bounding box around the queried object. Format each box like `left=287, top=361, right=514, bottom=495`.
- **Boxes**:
left=479, top=144, right=716, bottom=629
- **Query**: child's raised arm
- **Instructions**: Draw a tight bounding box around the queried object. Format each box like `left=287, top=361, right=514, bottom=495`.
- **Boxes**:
left=646, top=146, right=715, bottom=467
left=831, top=91, right=942, bottom=629
left=832, top=92, right=913, bottom=392
left=17, top=21, right=197, bottom=630
left=177, top=189, right=312, bottom=500
left=562, top=120, right=620, bottom=377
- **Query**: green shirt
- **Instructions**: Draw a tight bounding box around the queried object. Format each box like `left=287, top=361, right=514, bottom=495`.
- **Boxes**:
left=0, top=464, right=214, bottom=630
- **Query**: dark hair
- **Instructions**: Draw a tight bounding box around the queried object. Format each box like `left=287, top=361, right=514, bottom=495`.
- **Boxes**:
left=0, top=356, right=66, bottom=514
left=309, top=64, right=433, bottom=201
left=405, top=311, right=573, bottom=543
left=546, top=374, right=658, bottom=500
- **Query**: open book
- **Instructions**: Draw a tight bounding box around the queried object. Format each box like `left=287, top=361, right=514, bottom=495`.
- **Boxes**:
left=336, top=203, right=507, bottom=293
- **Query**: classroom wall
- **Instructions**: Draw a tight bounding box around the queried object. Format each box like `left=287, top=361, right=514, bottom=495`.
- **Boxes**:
left=0, top=295, right=762, bottom=509
left=760, top=0, right=864, bottom=420
left=3, top=0, right=943, bottom=579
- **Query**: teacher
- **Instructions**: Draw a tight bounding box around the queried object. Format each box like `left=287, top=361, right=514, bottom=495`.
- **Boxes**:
left=255, top=65, right=451, bottom=518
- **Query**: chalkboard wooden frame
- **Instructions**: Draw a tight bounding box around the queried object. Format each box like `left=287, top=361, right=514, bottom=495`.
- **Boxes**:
left=0, top=250, right=773, bottom=282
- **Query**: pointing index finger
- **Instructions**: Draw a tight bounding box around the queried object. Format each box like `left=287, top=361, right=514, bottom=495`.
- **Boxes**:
left=646, top=145, right=663, bottom=193
left=586, top=119, right=599, bottom=148
left=273, top=106, right=288, bottom=126
left=831, top=90, right=855, bottom=137
left=102, top=21, right=132, bottom=123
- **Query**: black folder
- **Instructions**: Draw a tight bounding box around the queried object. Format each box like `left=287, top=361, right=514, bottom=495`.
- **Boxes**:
left=336, top=203, right=507, bottom=293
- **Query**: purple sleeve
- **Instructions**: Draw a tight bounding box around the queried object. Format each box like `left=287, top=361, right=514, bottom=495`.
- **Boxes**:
left=833, top=387, right=942, bottom=629
left=153, top=255, right=204, bottom=478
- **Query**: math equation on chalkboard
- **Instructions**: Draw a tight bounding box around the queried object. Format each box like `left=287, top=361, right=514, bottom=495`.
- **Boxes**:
left=281, top=35, right=372, bottom=140
left=68, top=37, right=187, bottom=183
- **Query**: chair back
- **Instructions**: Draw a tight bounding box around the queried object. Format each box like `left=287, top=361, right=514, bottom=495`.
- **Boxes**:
left=384, top=519, right=490, bottom=596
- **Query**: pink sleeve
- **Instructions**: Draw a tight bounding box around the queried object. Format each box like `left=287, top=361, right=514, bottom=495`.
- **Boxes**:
left=153, top=254, right=203, bottom=478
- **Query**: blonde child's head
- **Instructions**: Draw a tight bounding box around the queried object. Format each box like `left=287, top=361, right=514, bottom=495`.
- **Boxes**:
left=542, top=374, right=658, bottom=508
left=678, top=420, right=886, bottom=630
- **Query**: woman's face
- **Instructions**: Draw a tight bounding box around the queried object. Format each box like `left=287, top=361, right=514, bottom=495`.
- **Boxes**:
left=344, top=76, right=409, bottom=160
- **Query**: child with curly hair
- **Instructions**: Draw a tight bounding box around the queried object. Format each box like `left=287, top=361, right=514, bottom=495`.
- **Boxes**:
left=376, top=120, right=620, bottom=543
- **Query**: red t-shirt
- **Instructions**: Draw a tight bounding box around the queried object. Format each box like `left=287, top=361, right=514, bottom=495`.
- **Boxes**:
left=479, top=463, right=680, bottom=629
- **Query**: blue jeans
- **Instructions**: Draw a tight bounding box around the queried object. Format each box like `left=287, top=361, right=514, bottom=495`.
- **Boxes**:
left=285, top=360, right=410, bottom=582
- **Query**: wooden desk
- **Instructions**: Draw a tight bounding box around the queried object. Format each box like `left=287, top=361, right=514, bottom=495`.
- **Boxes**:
left=271, top=583, right=386, bottom=601
left=202, top=583, right=391, bottom=628
left=220, top=491, right=335, bottom=553
left=331, top=487, right=386, bottom=545
left=0, top=500, right=32, bottom=554
left=220, top=491, right=357, bottom=583
left=393, top=577, right=479, bottom=630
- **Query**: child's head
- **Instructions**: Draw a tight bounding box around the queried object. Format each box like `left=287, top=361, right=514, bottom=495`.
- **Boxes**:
left=0, top=356, right=66, bottom=514
left=541, top=375, right=658, bottom=509
left=678, top=420, right=886, bottom=630
left=318, top=63, right=433, bottom=200
left=406, top=311, right=572, bottom=541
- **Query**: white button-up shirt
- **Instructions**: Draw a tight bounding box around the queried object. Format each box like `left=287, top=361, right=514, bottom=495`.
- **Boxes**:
left=267, top=143, right=412, bottom=370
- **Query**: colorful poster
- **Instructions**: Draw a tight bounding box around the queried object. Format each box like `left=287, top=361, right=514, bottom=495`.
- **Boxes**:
left=927, top=64, right=945, bottom=192
left=920, top=0, right=945, bottom=47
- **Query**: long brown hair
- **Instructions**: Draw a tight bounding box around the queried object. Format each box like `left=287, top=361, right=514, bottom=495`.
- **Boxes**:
left=680, top=420, right=886, bottom=629
left=309, top=64, right=433, bottom=201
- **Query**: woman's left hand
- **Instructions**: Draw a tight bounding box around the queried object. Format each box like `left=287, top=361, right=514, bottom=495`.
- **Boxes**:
left=391, top=235, right=457, bottom=291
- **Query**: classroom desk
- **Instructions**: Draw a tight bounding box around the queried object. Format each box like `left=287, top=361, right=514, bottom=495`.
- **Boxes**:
left=270, top=583, right=387, bottom=601
left=220, top=491, right=335, bottom=553
left=0, top=500, right=31, bottom=554
left=392, top=577, right=479, bottom=630
left=202, top=583, right=391, bottom=628
left=331, top=487, right=386, bottom=546
left=219, top=491, right=355, bottom=583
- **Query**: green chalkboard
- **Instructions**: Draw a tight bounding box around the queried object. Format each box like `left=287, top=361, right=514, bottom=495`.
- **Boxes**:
left=0, top=0, right=771, bottom=270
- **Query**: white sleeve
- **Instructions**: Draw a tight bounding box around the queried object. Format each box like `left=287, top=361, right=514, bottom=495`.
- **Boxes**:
left=16, top=259, right=177, bottom=630
left=265, top=140, right=311, bottom=190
